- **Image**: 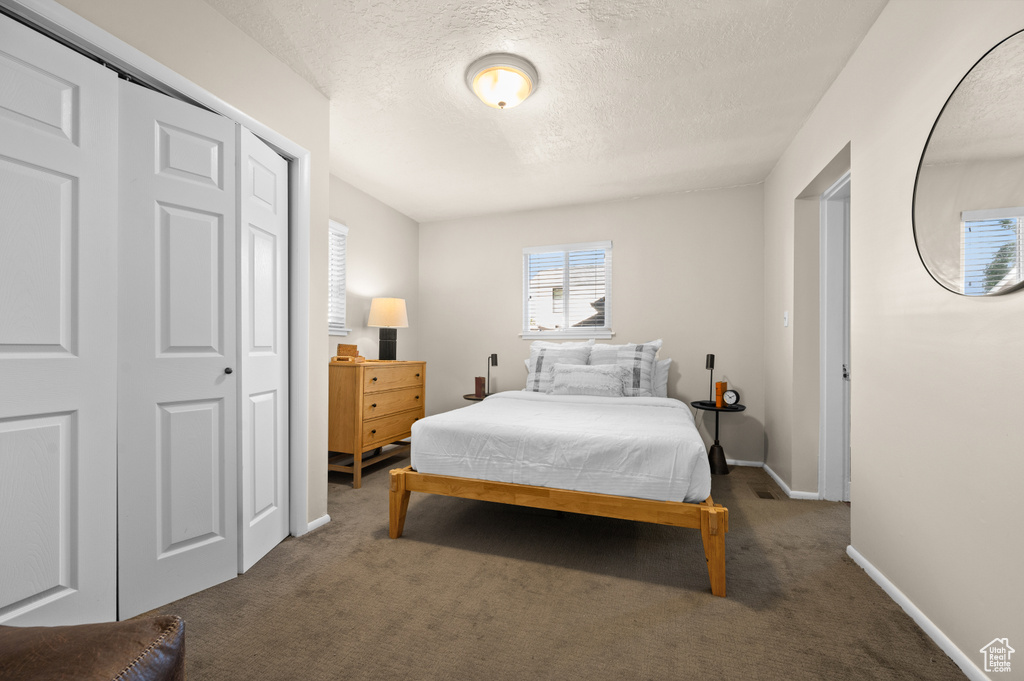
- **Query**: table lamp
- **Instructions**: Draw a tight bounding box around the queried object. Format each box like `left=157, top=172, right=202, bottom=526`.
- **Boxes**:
left=368, top=297, right=408, bottom=361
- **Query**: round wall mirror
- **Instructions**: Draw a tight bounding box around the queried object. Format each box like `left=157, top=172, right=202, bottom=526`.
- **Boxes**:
left=914, top=30, right=1024, bottom=296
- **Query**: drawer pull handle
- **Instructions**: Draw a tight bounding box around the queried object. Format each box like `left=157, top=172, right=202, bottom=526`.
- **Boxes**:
left=415, top=373, right=420, bottom=378
left=371, top=377, right=378, bottom=382
left=370, top=403, right=377, bottom=408
left=371, top=429, right=377, bottom=435
left=415, top=395, right=420, bottom=399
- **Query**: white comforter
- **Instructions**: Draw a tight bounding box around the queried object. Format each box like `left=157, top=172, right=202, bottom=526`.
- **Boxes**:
left=410, top=391, right=711, bottom=503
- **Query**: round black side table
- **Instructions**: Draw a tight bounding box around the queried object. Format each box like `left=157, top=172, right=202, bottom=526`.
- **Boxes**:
left=462, top=393, right=492, bottom=402
left=690, top=400, right=746, bottom=475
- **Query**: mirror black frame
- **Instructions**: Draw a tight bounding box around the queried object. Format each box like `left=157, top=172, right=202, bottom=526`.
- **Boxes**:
left=912, top=28, right=1024, bottom=297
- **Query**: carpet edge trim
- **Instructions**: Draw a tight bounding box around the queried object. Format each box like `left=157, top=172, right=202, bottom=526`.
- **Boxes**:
left=846, top=545, right=989, bottom=681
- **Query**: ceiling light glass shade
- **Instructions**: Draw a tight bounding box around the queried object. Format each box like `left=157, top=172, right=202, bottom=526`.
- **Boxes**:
left=466, top=54, right=538, bottom=109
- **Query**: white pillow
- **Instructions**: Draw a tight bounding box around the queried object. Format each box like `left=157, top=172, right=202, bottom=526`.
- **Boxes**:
left=548, top=364, right=630, bottom=397
left=525, top=343, right=591, bottom=393
left=530, top=339, right=594, bottom=350
left=653, top=358, right=671, bottom=398
left=524, top=340, right=593, bottom=375
left=588, top=339, right=663, bottom=397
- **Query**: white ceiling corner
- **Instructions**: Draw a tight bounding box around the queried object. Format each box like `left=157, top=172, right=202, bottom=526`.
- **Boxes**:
left=204, top=0, right=889, bottom=222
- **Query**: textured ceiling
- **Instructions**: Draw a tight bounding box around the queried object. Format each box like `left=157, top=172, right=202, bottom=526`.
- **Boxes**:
left=204, top=0, right=888, bottom=222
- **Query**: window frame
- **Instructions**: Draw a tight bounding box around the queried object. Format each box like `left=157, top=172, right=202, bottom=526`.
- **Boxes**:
left=522, top=240, right=613, bottom=339
left=328, top=220, right=350, bottom=336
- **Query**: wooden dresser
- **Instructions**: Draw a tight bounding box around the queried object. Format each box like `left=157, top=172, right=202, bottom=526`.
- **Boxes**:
left=328, top=360, right=425, bottom=488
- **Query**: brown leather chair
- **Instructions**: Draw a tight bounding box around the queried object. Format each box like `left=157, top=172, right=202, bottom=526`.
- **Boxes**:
left=0, top=615, right=184, bottom=680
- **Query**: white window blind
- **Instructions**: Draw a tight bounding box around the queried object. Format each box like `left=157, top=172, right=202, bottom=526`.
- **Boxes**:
left=523, top=241, right=612, bottom=338
left=961, top=208, right=1023, bottom=295
left=328, top=220, right=350, bottom=335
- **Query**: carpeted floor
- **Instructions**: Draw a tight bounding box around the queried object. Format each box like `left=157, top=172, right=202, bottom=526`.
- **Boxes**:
left=145, top=454, right=966, bottom=680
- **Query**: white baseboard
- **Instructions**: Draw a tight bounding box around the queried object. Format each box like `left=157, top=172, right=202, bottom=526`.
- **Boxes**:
left=296, top=513, right=331, bottom=536
left=846, top=546, right=988, bottom=681
left=726, top=459, right=764, bottom=467
left=762, top=463, right=819, bottom=500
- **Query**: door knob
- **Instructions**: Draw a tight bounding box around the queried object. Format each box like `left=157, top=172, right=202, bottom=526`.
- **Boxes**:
left=224, top=367, right=233, bottom=374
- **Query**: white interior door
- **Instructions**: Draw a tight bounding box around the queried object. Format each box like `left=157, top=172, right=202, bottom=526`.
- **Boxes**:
left=819, top=172, right=851, bottom=503
left=118, top=80, right=238, bottom=619
left=841, top=194, right=852, bottom=502
left=238, top=127, right=289, bottom=572
left=0, top=14, right=118, bottom=625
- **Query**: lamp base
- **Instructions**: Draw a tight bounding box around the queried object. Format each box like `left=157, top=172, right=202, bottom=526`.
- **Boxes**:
left=708, top=442, right=730, bottom=475
left=378, top=328, right=397, bottom=361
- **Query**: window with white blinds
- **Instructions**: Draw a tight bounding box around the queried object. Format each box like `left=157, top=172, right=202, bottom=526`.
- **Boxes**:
left=961, top=208, right=1024, bottom=295
left=523, top=241, right=612, bottom=338
left=328, top=220, right=350, bottom=335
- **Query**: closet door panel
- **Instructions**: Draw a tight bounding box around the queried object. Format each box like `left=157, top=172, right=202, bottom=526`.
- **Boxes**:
left=118, top=80, right=237, bottom=619
left=0, top=15, right=117, bottom=625
left=238, top=128, right=289, bottom=573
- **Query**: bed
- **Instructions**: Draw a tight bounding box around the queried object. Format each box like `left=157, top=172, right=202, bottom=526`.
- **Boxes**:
left=388, top=391, right=729, bottom=596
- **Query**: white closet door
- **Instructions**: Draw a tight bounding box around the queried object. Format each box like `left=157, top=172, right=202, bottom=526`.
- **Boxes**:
left=238, top=128, right=289, bottom=572
left=0, top=15, right=118, bottom=625
left=118, top=80, right=238, bottom=619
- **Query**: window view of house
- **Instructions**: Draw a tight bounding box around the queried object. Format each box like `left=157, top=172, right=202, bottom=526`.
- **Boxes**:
left=524, top=243, right=611, bottom=334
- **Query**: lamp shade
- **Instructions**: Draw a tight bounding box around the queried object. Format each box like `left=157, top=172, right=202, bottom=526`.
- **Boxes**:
left=367, top=298, right=409, bottom=328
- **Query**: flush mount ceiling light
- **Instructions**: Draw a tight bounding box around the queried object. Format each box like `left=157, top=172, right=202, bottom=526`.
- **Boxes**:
left=466, top=53, right=538, bottom=110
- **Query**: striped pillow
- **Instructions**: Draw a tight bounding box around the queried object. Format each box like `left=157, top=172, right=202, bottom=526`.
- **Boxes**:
left=548, top=364, right=630, bottom=397
left=525, top=342, right=592, bottom=393
left=588, top=339, right=663, bottom=397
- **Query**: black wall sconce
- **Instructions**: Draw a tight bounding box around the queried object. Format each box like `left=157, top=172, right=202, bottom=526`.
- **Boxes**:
left=486, top=353, right=498, bottom=394
left=706, top=353, right=715, bottom=401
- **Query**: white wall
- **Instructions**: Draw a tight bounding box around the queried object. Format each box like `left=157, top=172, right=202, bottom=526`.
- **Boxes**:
left=764, top=0, right=1023, bottom=669
left=54, top=0, right=332, bottom=523
left=419, top=184, right=766, bottom=462
left=329, top=176, right=420, bottom=361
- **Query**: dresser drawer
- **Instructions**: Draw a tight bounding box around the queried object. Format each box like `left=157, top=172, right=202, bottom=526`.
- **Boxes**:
left=364, top=386, right=422, bottom=419
left=363, top=408, right=422, bottom=448
left=363, top=364, right=423, bottom=393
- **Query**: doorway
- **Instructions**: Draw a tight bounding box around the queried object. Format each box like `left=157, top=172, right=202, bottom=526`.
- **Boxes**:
left=819, top=172, right=851, bottom=502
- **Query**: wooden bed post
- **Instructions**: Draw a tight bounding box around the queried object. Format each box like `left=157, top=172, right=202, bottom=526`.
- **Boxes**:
left=388, top=466, right=729, bottom=597
left=389, top=468, right=411, bottom=539
left=700, top=497, right=727, bottom=597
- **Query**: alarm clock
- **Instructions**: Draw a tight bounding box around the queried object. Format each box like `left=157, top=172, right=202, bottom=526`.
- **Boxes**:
left=723, top=389, right=740, bottom=406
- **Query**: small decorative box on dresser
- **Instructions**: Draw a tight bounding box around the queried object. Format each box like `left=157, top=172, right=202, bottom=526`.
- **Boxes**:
left=328, top=360, right=426, bottom=488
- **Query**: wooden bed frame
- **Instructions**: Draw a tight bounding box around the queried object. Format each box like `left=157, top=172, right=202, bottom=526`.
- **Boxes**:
left=388, top=466, right=729, bottom=597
